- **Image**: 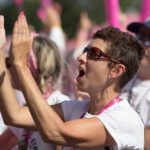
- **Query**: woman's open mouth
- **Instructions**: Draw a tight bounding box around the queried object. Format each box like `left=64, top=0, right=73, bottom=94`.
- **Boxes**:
left=77, top=68, right=85, bottom=79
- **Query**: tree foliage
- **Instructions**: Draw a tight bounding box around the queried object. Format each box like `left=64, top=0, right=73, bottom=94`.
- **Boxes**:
left=0, top=0, right=142, bottom=38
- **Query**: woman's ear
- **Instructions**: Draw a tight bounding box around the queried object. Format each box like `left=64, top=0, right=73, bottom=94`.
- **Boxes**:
left=109, top=64, right=126, bottom=79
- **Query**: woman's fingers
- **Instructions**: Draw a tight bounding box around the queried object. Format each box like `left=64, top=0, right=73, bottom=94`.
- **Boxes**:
left=13, top=12, right=31, bottom=44
left=0, top=15, right=6, bottom=50
left=12, top=21, right=19, bottom=44
left=18, top=12, right=24, bottom=41
left=11, top=12, right=32, bottom=66
left=0, top=15, right=4, bottom=29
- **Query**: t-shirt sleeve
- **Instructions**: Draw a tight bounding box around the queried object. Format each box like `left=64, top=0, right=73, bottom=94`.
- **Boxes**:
left=96, top=106, right=144, bottom=149
left=61, top=100, right=90, bottom=122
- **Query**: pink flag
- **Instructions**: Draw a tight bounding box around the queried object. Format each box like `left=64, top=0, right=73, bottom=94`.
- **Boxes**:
left=140, top=0, right=150, bottom=22
left=37, top=0, right=53, bottom=20
left=104, top=0, right=120, bottom=28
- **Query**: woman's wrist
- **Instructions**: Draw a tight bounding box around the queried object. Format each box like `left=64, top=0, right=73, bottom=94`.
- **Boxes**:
left=0, top=50, right=6, bottom=66
left=13, top=62, right=27, bottom=69
left=11, top=58, right=28, bottom=67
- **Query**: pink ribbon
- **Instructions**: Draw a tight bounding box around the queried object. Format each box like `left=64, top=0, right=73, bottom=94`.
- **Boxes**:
left=27, top=32, right=39, bottom=79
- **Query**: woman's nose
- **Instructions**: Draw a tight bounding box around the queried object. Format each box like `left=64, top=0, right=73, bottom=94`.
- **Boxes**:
left=77, top=52, right=87, bottom=63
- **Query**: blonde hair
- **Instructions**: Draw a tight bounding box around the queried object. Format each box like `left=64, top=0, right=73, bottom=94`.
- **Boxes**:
left=32, top=36, right=63, bottom=94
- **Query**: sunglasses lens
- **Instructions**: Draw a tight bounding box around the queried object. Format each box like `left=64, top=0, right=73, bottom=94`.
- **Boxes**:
left=87, top=47, right=100, bottom=59
left=83, top=47, right=101, bottom=59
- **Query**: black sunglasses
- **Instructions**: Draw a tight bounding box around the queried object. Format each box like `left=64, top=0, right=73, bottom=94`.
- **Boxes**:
left=82, top=47, right=121, bottom=64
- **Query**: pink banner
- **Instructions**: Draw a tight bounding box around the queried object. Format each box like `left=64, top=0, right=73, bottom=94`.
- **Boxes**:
left=140, top=0, right=150, bottom=22
left=104, top=0, right=120, bottom=28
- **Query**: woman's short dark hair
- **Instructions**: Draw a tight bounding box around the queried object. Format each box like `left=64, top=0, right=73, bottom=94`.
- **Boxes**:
left=92, top=26, right=145, bottom=92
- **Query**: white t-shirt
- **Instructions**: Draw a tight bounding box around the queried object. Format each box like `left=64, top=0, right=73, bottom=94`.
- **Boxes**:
left=13, top=90, right=70, bottom=150
left=10, top=90, right=26, bottom=139
left=61, top=99, right=144, bottom=150
left=120, top=75, right=150, bottom=127
left=1, top=89, right=26, bottom=136
left=0, top=113, right=7, bottom=135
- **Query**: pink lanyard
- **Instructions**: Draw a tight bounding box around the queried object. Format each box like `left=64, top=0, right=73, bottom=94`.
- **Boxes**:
left=80, top=96, right=120, bottom=118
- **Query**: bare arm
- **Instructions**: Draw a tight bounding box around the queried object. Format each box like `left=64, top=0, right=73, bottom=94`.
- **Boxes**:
left=75, top=11, right=92, bottom=49
left=0, top=51, right=38, bottom=130
left=9, top=13, right=116, bottom=148
left=0, top=15, right=37, bottom=130
left=0, top=15, right=65, bottom=130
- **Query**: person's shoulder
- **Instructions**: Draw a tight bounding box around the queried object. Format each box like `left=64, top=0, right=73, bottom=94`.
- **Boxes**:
left=97, top=100, right=144, bottom=149
left=110, top=99, right=138, bottom=115
left=99, top=99, right=144, bottom=126
left=116, top=100, right=144, bottom=128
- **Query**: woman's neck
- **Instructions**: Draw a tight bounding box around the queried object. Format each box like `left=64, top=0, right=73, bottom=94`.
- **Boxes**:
left=89, top=90, right=119, bottom=115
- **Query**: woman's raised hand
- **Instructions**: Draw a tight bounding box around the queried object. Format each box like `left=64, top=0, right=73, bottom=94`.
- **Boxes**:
left=0, top=15, right=6, bottom=51
left=10, top=12, right=32, bottom=67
